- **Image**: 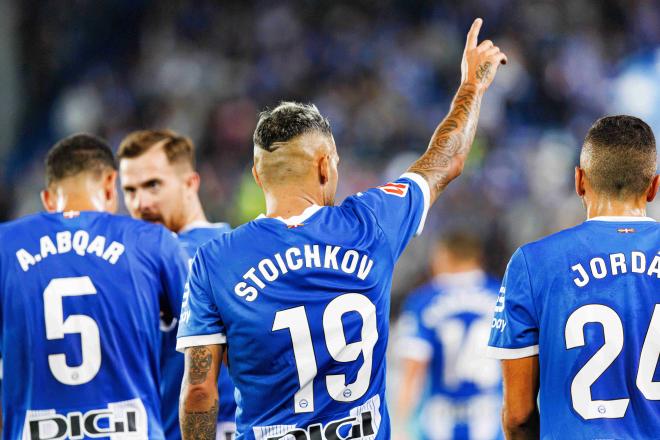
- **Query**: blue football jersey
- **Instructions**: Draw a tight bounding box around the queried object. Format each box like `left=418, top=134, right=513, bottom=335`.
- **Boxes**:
left=177, top=173, right=430, bottom=440
left=0, top=211, right=188, bottom=440
left=398, top=271, right=503, bottom=440
left=488, top=216, right=660, bottom=439
left=160, top=221, right=236, bottom=440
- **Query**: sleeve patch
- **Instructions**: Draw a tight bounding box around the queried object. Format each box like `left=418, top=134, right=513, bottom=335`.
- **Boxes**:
left=377, top=182, right=409, bottom=197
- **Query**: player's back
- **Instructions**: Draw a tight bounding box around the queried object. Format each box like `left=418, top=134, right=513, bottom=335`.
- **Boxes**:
left=399, top=273, right=503, bottom=440
left=178, top=174, right=429, bottom=440
left=493, top=217, right=659, bottom=439
left=0, top=211, right=187, bottom=440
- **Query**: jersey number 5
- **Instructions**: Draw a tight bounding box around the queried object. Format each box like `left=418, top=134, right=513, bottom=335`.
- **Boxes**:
left=565, top=303, right=660, bottom=420
left=44, top=276, right=102, bottom=385
left=272, top=293, right=378, bottom=413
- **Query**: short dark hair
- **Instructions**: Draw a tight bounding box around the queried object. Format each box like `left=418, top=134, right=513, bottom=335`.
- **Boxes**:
left=45, top=134, right=117, bottom=186
left=582, top=115, right=656, bottom=198
left=437, top=231, right=483, bottom=262
left=253, top=102, right=332, bottom=152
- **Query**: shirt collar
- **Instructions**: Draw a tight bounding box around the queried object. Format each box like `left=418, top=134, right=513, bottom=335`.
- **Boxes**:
left=179, top=220, right=229, bottom=233
left=587, top=216, right=656, bottom=222
left=256, top=205, right=323, bottom=226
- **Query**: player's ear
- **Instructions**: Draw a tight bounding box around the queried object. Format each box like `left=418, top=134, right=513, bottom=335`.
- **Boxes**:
left=318, top=155, right=330, bottom=185
left=40, top=188, right=57, bottom=212
left=574, top=167, right=586, bottom=197
left=104, top=171, right=119, bottom=213
left=646, top=174, right=659, bottom=202
left=252, top=165, right=263, bottom=189
left=185, top=171, right=201, bottom=192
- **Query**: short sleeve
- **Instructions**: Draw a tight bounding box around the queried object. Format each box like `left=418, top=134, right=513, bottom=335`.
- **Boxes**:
left=176, top=249, right=227, bottom=352
left=345, top=172, right=430, bottom=259
left=486, top=248, right=539, bottom=359
left=158, top=228, right=189, bottom=319
left=396, top=294, right=434, bottom=362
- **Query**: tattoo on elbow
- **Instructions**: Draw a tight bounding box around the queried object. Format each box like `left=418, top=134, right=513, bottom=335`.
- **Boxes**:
left=188, top=346, right=213, bottom=385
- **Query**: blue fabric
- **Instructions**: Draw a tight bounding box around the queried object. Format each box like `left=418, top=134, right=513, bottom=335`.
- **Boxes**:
left=488, top=219, right=660, bottom=439
left=160, top=223, right=235, bottom=440
left=0, top=211, right=188, bottom=440
left=399, top=273, right=504, bottom=440
left=178, top=176, right=427, bottom=439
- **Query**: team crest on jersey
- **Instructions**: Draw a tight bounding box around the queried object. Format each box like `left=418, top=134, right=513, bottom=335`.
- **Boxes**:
left=377, top=182, right=409, bottom=197
left=617, top=228, right=635, bottom=234
left=287, top=223, right=305, bottom=229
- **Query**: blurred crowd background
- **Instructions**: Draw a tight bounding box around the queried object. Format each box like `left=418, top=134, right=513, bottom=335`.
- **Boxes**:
left=0, top=0, right=659, bottom=306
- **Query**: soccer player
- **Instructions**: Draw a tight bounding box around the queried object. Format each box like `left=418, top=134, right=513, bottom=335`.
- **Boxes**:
left=117, top=130, right=236, bottom=440
left=397, top=232, right=502, bottom=440
left=0, top=134, right=188, bottom=439
left=487, top=116, right=660, bottom=439
left=177, top=18, right=506, bottom=440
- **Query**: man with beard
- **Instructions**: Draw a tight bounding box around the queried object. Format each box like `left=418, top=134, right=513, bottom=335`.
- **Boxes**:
left=118, top=130, right=235, bottom=440
left=0, top=134, right=187, bottom=439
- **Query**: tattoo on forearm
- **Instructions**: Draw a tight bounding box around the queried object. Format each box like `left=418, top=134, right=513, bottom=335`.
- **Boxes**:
left=182, top=399, right=218, bottom=440
left=476, top=62, right=492, bottom=83
left=189, top=346, right=212, bottom=385
left=409, top=82, right=482, bottom=198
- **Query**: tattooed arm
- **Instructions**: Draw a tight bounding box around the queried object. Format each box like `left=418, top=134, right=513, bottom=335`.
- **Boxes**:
left=180, top=344, right=224, bottom=440
left=408, top=18, right=507, bottom=203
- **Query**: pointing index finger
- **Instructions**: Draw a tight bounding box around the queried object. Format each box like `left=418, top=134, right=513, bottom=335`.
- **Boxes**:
left=466, top=18, right=483, bottom=49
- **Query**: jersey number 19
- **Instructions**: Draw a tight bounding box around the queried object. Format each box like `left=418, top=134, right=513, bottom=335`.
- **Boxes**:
left=272, top=293, right=378, bottom=413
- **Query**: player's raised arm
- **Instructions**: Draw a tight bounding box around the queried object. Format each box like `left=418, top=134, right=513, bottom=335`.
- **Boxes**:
left=408, top=18, right=507, bottom=203
left=180, top=344, right=224, bottom=440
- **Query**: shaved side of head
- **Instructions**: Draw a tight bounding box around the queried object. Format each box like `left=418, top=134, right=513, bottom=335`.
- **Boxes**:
left=253, top=102, right=336, bottom=189
left=254, top=133, right=330, bottom=187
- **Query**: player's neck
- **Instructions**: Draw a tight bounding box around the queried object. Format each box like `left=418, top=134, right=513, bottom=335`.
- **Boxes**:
left=180, top=197, right=209, bottom=231
left=53, top=182, right=108, bottom=213
left=263, top=189, right=321, bottom=219
left=585, top=195, right=648, bottom=219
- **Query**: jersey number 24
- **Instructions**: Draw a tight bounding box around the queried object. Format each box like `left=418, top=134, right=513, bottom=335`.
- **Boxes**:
left=565, top=303, right=660, bottom=420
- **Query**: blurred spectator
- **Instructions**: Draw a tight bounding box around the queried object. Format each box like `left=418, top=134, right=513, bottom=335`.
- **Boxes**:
left=3, top=0, right=660, bottom=292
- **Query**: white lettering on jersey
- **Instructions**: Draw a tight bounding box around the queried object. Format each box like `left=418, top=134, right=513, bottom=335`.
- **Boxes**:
left=571, top=251, right=660, bottom=287
left=234, top=245, right=375, bottom=301
left=22, top=398, right=147, bottom=440
left=252, top=394, right=380, bottom=440
left=15, top=231, right=126, bottom=272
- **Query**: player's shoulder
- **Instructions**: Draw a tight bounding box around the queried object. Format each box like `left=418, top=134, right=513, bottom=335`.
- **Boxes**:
left=0, top=212, right=45, bottom=234
left=195, top=224, right=236, bottom=258
left=97, top=212, right=171, bottom=238
left=518, top=223, right=587, bottom=262
left=403, top=281, right=438, bottom=311
left=178, top=222, right=231, bottom=251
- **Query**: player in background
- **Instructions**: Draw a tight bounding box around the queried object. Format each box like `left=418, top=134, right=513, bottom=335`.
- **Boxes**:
left=487, top=116, right=659, bottom=439
left=0, top=134, right=188, bottom=439
left=117, top=130, right=235, bottom=440
left=396, top=232, right=502, bottom=440
left=176, top=18, right=506, bottom=440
